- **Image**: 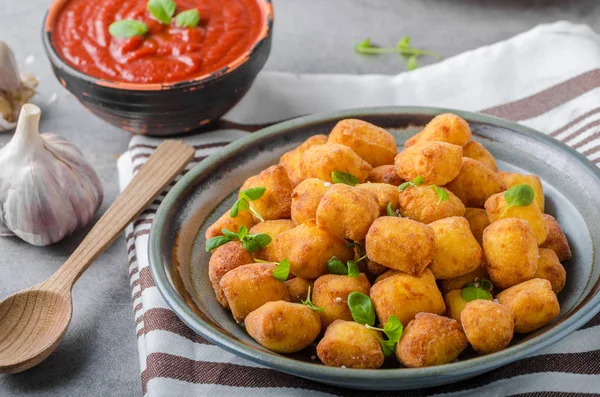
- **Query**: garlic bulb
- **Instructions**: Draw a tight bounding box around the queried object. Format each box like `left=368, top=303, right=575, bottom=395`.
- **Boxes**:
left=0, top=41, right=38, bottom=131
left=0, top=104, right=103, bottom=246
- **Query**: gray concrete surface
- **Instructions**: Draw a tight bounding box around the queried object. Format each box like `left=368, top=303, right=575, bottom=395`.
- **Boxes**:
left=1, top=0, right=599, bottom=395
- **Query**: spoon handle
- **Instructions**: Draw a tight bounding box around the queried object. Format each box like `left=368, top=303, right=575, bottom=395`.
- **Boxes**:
left=48, top=140, right=195, bottom=290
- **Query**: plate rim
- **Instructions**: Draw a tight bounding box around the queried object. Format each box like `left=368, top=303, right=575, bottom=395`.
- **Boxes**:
left=148, top=106, right=600, bottom=386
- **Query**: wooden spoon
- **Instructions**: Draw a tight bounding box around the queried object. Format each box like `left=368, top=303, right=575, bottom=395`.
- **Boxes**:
left=0, top=140, right=195, bottom=374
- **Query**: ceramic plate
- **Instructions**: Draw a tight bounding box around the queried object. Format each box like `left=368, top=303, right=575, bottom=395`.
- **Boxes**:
left=149, top=107, right=600, bottom=390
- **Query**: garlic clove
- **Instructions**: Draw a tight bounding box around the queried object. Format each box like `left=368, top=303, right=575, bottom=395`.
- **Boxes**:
left=0, top=104, right=104, bottom=246
left=0, top=41, right=38, bottom=131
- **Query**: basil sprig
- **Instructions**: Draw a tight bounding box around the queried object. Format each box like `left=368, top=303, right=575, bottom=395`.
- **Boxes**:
left=331, top=171, right=359, bottom=186
left=461, top=278, right=494, bottom=302
left=108, top=20, right=148, bottom=38
left=347, top=292, right=403, bottom=356
left=272, top=258, right=290, bottom=282
left=326, top=255, right=365, bottom=277
left=302, top=286, right=324, bottom=312
left=501, top=184, right=535, bottom=217
left=175, top=9, right=200, bottom=28
left=147, top=0, right=176, bottom=24
left=205, top=226, right=271, bottom=253
left=231, top=187, right=266, bottom=222
left=398, top=175, right=425, bottom=191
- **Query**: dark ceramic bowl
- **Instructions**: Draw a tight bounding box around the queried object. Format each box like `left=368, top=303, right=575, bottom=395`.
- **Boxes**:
left=149, top=107, right=600, bottom=390
left=42, top=0, right=272, bottom=136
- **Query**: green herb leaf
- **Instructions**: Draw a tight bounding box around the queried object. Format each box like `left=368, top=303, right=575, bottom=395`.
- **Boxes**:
left=237, top=226, right=249, bottom=240
left=396, top=36, right=410, bottom=49
left=273, top=258, right=290, bottom=282
left=347, top=260, right=360, bottom=278
left=326, top=256, right=348, bottom=275
left=242, top=239, right=259, bottom=252
left=379, top=339, right=396, bottom=357
left=347, top=292, right=376, bottom=326
left=502, top=184, right=535, bottom=218
left=355, top=38, right=375, bottom=54
left=147, top=0, right=176, bottom=24
left=252, top=233, right=272, bottom=249
left=175, top=9, right=200, bottom=28
left=205, top=236, right=229, bottom=252
left=243, top=233, right=271, bottom=253
left=382, top=315, right=403, bottom=342
left=398, top=175, right=426, bottom=191
left=406, top=55, right=419, bottom=71
left=302, top=286, right=325, bottom=312
left=331, top=171, right=359, bottom=186
left=461, top=286, right=492, bottom=302
left=108, top=20, right=148, bottom=38
left=230, top=198, right=249, bottom=218
left=386, top=202, right=398, bottom=217
left=241, top=187, right=266, bottom=201
left=432, top=185, right=449, bottom=205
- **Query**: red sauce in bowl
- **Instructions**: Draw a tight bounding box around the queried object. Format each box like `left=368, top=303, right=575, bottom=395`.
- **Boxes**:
left=51, top=0, right=265, bottom=84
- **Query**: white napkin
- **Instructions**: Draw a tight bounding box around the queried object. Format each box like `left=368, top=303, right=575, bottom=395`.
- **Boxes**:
left=118, top=21, right=600, bottom=396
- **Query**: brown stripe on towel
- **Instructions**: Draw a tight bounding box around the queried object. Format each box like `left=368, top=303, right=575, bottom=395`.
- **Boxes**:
left=481, top=69, right=600, bottom=121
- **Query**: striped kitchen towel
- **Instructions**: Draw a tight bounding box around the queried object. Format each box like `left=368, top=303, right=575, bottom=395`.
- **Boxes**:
left=118, top=21, right=600, bottom=396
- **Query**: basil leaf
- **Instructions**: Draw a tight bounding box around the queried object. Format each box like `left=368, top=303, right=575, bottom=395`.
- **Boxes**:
left=432, top=185, right=449, bottom=204
left=229, top=199, right=240, bottom=217
left=252, top=233, right=272, bottom=249
left=504, top=184, right=535, bottom=208
left=406, top=55, right=419, bottom=71
left=382, top=315, right=403, bottom=342
left=413, top=176, right=425, bottom=186
left=205, top=236, right=229, bottom=252
left=379, top=338, right=396, bottom=357
left=396, top=36, right=410, bottom=49
left=221, top=228, right=239, bottom=240
left=273, top=258, right=290, bottom=282
left=108, top=20, right=148, bottom=38
left=347, top=292, right=375, bottom=326
left=237, top=226, right=249, bottom=240
left=461, top=286, right=492, bottom=302
left=147, top=0, right=176, bottom=24
left=242, top=239, right=260, bottom=253
left=479, top=278, right=493, bottom=292
left=331, top=171, right=359, bottom=186
left=347, top=260, right=360, bottom=278
left=386, top=202, right=397, bottom=217
left=241, top=187, right=266, bottom=201
left=326, top=256, right=348, bottom=275
left=175, top=9, right=200, bottom=28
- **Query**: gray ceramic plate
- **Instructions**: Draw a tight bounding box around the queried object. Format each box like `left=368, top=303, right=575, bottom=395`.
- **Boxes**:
left=149, top=107, right=600, bottom=390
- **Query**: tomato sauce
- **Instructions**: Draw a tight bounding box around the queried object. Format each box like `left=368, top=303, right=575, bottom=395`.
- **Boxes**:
left=52, top=0, right=264, bottom=84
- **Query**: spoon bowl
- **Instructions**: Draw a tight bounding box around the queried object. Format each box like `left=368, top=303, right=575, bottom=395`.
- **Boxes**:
left=0, top=287, right=72, bottom=373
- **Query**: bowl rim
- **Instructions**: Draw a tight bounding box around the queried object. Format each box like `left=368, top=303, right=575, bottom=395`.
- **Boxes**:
left=42, top=0, right=273, bottom=92
left=149, top=106, right=600, bottom=385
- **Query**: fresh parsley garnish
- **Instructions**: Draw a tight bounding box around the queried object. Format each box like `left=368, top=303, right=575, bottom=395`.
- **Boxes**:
left=108, top=20, right=148, bottom=38
left=355, top=36, right=442, bottom=71
left=398, top=175, right=425, bottom=191
left=231, top=187, right=266, bottom=222
left=302, top=286, right=325, bottom=312
left=331, top=171, right=359, bottom=186
left=205, top=226, right=271, bottom=253
left=273, top=258, right=290, bottom=282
